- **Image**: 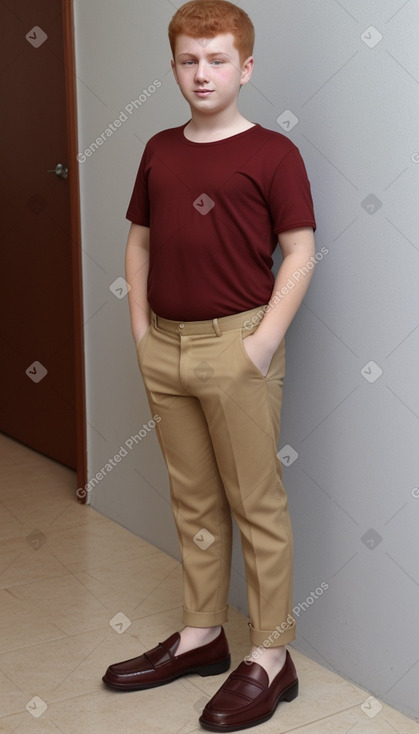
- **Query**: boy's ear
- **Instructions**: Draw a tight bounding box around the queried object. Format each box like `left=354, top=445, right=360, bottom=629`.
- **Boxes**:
left=240, top=55, right=254, bottom=86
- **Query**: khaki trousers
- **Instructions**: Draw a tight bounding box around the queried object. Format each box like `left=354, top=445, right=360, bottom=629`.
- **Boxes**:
left=136, top=305, right=296, bottom=647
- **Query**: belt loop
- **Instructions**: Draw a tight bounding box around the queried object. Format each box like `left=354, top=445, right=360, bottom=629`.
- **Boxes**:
left=152, top=312, right=158, bottom=329
left=212, top=318, right=222, bottom=337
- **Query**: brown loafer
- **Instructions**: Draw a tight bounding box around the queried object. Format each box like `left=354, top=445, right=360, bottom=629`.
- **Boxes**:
left=199, top=649, right=298, bottom=731
left=102, top=627, right=230, bottom=690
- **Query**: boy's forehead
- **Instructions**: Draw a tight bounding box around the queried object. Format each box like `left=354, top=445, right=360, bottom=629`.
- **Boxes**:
left=174, top=32, right=238, bottom=56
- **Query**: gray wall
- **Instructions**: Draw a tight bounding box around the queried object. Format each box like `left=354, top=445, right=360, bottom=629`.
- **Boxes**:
left=73, top=0, right=419, bottom=720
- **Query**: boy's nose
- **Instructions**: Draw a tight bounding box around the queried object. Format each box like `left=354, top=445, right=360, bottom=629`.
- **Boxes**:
left=195, top=61, right=210, bottom=82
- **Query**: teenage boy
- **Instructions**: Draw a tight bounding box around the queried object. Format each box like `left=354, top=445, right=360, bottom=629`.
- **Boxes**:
left=103, top=1, right=316, bottom=730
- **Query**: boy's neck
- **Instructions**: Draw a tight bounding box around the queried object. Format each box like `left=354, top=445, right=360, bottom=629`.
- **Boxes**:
left=183, top=109, right=255, bottom=143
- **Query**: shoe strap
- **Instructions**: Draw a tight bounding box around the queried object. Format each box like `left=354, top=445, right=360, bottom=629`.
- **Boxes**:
left=144, top=641, right=175, bottom=669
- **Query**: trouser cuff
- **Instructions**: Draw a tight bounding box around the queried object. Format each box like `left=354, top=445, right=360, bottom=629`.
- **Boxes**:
left=248, top=618, right=296, bottom=647
left=183, top=605, right=229, bottom=627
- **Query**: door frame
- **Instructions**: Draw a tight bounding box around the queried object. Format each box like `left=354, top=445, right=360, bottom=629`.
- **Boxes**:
left=62, top=0, right=87, bottom=501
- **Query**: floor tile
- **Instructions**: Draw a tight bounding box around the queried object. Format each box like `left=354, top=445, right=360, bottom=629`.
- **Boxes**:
left=284, top=702, right=419, bottom=733
left=0, top=537, right=70, bottom=590
left=0, top=604, right=67, bottom=654
left=9, top=574, right=111, bottom=636
left=74, top=552, right=183, bottom=619
left=45, top=520, right=162, bottom=574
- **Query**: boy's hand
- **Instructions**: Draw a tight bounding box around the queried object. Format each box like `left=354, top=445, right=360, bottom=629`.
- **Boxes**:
left=242, top=333, right=275, bottom=377
left=134, top=322, right=150, bottom=349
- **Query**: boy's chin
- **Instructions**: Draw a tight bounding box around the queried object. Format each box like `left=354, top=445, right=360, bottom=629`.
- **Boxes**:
left=187, top=98, right=219, bottom=112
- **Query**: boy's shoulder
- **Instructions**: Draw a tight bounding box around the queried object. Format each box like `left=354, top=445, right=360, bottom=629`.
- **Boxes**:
left=144, top=123, right=185, bottom=149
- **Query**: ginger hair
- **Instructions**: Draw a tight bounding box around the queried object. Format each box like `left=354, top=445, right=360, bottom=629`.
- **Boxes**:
left=169, top=0, right=255, bottom=65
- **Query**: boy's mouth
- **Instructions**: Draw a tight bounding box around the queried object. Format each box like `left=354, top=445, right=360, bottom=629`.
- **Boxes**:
left=194, top=89, right=214, bottom=96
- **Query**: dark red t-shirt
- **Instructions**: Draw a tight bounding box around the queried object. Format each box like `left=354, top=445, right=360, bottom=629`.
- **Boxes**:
left=126, top=122, right=316, bottom=320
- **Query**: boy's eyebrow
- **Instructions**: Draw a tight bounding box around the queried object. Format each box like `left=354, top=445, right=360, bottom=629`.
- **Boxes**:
left=177, top=51, right=232, bottom=59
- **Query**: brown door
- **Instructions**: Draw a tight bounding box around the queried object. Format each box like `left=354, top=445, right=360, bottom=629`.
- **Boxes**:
left=0, top=0, right=86, bottom=479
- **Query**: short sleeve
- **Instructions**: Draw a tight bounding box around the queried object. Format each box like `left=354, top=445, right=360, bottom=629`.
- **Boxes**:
left=268, top=147, right=316, bottom=234
left=126, top=145, right=150, bottom=226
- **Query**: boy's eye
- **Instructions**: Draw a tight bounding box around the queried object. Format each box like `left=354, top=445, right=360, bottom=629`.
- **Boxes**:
left=180, top=59, right=224, bottom=66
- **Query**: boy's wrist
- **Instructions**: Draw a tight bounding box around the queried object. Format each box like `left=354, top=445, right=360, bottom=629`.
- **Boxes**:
left=252, top=325, right=284, bottom=355
left=133, top=319, right=151, bottom=346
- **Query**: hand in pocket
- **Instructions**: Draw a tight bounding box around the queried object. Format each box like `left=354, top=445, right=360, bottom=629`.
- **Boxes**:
left=242, top=333, right=274, bottom=377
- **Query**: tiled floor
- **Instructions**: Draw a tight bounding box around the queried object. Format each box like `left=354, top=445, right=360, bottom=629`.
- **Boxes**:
left=0, top=433, right=418, bottom=734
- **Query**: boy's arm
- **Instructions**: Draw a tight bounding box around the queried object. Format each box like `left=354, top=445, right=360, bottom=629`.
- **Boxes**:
left=243, top=226, right=316, bottom=376
left=125, top=223, right=151, bottom=346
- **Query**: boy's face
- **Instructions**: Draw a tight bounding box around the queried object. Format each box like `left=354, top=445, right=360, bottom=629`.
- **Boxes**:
left=171, top=33, right=254, bottom=116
